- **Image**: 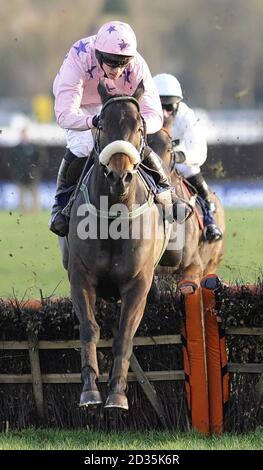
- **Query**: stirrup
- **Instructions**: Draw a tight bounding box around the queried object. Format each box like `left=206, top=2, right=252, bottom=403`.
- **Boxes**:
left=172, top=192, right=195, bottom=224
left=173, top=202, right=193, bottom=224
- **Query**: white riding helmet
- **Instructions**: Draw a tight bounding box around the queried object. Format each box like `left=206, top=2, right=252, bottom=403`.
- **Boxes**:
left=95, top=21, right=137, bottom=56
left=154, top=73, right=183, bottom=104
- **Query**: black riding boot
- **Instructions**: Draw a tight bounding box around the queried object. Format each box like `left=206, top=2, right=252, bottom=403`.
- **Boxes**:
left=49, top=150, right=78, bottom=237
left=187, top=172, right=222, bottom=242
left=143, top=147, right=192, bottom=223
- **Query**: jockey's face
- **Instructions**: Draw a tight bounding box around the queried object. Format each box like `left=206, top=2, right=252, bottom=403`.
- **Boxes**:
left=162, top=101, right=180, bottom=119
left=102, top=62, right=127, bottom=80
left=162, top=105, right=174, bottom=120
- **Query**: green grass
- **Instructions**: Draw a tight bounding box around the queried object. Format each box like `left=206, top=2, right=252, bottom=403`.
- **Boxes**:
left=0, top=212, right=262, bottom=449
left=220, top=208, right=263, bottom=283
left=0, top=428, right=262, bottom=450
left=0, top=211, right=69, bottom=299
left=0, top=209, right=262, bottom=299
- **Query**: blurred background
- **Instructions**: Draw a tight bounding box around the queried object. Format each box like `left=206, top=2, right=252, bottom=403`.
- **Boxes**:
left=0, top=0, right=262, bottom=298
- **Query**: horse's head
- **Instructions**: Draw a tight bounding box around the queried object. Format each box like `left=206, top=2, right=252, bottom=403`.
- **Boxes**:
left=148, top=125, right=175, bottom=172
left=94, top=80, right=146, bottom=196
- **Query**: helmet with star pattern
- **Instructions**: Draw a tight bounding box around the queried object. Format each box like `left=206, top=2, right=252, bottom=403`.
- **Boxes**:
left=95, top=21, right=137, bottom=67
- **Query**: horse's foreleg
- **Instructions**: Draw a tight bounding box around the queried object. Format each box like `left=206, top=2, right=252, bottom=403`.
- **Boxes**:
left=105, top=275, right=151, bottom=410
left=179, top=253, right=204, bottom=287
left=70, top=271, right=102, bottom=407
left=203, top=241, right=224, bottom=276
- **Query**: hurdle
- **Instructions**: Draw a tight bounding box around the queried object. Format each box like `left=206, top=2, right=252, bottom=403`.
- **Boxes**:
left=179, top=275, right=229, bottom=434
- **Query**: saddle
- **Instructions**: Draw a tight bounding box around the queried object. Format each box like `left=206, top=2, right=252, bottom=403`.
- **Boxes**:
left=137, top=164, right=168, bottom=195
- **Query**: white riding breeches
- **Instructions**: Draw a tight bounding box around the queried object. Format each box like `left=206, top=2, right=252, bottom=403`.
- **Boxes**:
left=65, top=128, right=94, bottom=158
left=175, top=163, right=201, bottom=178
left=65, top=104, right=101, bottom=158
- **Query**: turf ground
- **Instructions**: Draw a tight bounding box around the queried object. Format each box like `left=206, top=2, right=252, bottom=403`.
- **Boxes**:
left=0, top=212, right=262, bottom=451
left=0, top=428, right=262, bottom=450
left=0, top=209, right=262, bottom=299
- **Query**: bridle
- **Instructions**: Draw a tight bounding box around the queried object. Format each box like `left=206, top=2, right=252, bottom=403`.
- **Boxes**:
left=79, top=96, right=154, bottom=220
left=93, top=96, right=147, bottom=161
left=63, top=97, right=147, bottom=219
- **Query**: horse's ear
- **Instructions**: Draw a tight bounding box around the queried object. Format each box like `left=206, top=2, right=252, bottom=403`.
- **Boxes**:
left=98, top=79, right=111, bottom=104
left=133, top=79, right=145, bottom=102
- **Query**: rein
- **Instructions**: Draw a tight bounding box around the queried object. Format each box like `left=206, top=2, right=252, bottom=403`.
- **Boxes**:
left=161, top=127, right=172, bottom=139
left=99, top=95, right=141, bottom=113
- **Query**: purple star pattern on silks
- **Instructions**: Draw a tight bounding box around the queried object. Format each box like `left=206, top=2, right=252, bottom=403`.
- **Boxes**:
left=74, top=40, right=89, bottom=56
left=123, top=69, right=132, bottom=84
left=107, top=25, right=117, bottom=34
left=106, top=83, right=115, bottom=92
left=86, top=65, right=96, bottom=79
left=119, top=39, right=129, bottom=51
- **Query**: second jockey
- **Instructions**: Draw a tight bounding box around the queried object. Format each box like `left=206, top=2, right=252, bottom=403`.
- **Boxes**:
left=154, top=73, right=223, bottom=242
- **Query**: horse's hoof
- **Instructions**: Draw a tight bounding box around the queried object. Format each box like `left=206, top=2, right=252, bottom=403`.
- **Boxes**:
left=79, top=390, right=103, bottom=407
left=104, top=393, right=128, bottom=410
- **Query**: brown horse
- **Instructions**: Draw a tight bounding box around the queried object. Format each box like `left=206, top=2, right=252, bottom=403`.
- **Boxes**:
left=67, top=80, right=174, bottom=410
left=148, top=121, right=225, bottom=284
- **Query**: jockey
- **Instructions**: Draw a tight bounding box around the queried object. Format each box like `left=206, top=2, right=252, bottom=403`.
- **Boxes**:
left=50, top=21, right=190, bottom=237
left=153, top=73, right=223, bottom=242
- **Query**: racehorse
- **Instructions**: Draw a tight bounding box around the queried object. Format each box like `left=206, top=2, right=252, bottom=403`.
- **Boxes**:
left=148, top=118, right=225, bottom=283
left=63, top=80, right=224, bottom=411
left=66, top=80, right=174, bottom=410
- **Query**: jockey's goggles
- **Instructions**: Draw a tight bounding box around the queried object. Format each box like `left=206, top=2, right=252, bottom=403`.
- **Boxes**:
left=161, top=98, right=181, bottom=113
left=96, top=50, right=132, bottom=69
left=162, top=103, right=176, bottom=113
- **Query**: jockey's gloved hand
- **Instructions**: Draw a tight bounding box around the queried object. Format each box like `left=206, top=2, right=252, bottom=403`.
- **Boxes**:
left=87, top=114, right=100, bottom=129
left=92, top=114, right=100, bottom=127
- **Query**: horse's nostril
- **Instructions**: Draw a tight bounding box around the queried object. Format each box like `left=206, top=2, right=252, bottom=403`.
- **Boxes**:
left=107, top=171, right=117, bottom=184
left=124, top=172, right=133, bottom=184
